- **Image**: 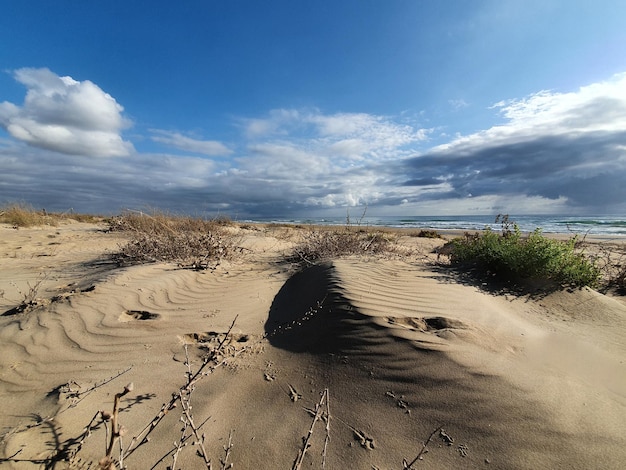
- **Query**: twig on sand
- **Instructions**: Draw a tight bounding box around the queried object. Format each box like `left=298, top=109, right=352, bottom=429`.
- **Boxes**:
left=66, top=366, right=133, bottom=409
left=220, top=430, right=234, bottom=470
left=403, top=425, right=444, bottom=469
left=322, top=389, right=331, bottom=468
left=288, top=383, right=303, bottom=402
left=292, top=388, right=329, bottom=470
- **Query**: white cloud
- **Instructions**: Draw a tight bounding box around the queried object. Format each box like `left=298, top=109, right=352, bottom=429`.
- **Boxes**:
left=0, top=68, right=133, bottom=157
left=492, top=72, right=626, bottom=133
left=150, top=130, right=232, bottom=156
left=307, top=112, right=429, bottom=152
left=436, top=72, right=626, bottom=153
left=239, top=108, right=431, bottom=166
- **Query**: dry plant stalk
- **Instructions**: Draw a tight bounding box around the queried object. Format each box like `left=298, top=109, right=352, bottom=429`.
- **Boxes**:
left=403, top=425, right=444, bottom=468
left=322, top=392, right=331, bottom=468
left=98, top=382, right=134, bottom=469
left=292, top=388, right=330, bottom=470
left=220, top=430, right=234, bottom=470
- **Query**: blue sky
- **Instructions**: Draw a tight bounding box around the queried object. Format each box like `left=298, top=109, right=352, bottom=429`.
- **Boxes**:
left=1, top=1, right=626, bottom=217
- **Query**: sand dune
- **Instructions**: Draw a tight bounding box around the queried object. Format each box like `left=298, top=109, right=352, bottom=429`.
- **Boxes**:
left=1, top=222, right=625, bottom=469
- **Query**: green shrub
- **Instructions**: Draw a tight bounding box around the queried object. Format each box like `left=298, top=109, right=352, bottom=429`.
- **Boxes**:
left=450, top=220, right=600, bottom=288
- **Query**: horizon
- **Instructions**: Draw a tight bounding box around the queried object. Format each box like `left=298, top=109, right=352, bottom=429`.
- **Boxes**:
left=1, top=1, right=626, bottom=218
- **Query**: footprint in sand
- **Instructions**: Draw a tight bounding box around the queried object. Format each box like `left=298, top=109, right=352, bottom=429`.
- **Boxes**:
left=180, top=331, right=251, bottom=345
left=386, top=316, right=467, bottom=333
left=119, top=309, right=161, bottom=321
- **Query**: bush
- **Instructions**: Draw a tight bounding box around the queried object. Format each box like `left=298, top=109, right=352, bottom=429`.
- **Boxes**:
left=411, top=229, right=441, bottom=239
left=288, top=227, right=397, bottom=267
left=450, top=218, right=600, bottom=288
left=110, top=211, right=232, bottom=268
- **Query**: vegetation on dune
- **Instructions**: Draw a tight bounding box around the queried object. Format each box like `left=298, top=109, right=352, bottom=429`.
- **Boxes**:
left=288, top=226, right=399, bottom=268
left=3, top=205, right=624, bottom=292
left=0, top=203, right=101, bottom=227
left=0, top=203, right=57, bottom=227
left=109, top=210, right=233, bottom=268
left=411, top=229, right=442, bottom=239
left=449, top=215, right=601, bottom=289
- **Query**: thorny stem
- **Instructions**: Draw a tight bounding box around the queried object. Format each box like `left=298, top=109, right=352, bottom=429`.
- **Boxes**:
left=403, top=425, right=444, bottom=469
left=179, top=391, right=211, bottom=468
left=220, top=430, right=234, bottom=470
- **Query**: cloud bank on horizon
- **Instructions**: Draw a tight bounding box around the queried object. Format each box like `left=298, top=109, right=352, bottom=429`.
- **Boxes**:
left=1, top=67, right=625, bottom=216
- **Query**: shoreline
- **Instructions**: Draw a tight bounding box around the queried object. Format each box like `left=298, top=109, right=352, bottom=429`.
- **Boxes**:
left=251, top=221, right=626, bottom=242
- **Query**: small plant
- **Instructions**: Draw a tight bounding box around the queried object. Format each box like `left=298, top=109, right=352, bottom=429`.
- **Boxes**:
left=450, top=215, right=601, bottom=289
left=412, top=229, right=442, bottom=239
left=3, top=273, right=49, bottom=316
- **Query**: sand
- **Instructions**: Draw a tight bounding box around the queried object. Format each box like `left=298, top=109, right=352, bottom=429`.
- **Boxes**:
left=0, top=221, right=625, bottom=469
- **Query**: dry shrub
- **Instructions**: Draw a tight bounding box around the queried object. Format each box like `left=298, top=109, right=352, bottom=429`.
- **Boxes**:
left=63, top=212, right=102, bottom=223
left=110, top=210, right=232, bottom=267
left=591, top=244, right=626, bottom=294
left=288, top=227, right=398, bottom=267
left=411, top=229, right=442, bottom=239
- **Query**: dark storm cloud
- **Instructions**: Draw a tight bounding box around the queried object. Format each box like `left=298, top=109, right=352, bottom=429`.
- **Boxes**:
left=397, top=130, right=626, bottom=208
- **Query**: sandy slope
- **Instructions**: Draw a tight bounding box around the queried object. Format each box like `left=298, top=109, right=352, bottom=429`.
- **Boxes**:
left=0, top=223, right=625, bottom=469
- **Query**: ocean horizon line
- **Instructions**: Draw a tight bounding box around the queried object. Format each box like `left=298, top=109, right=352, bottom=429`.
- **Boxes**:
left=239, top=214, right=626, bottom=236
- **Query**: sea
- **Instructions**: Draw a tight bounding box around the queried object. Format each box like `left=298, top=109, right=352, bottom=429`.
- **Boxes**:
left=244, top=215, right=626, bottom=237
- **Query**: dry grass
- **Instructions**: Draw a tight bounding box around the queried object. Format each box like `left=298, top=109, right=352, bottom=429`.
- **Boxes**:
left=110, top=210, right=234, bottom=268
left=0, top=203, right=102, bottom=227
left=0, top=203, right=56, bottom=227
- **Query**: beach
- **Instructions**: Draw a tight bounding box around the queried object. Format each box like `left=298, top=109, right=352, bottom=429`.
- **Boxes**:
left=1, top=220, right=625, bottom=469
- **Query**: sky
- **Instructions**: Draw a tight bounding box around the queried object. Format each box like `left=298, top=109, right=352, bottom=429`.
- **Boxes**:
left=1, top=0, right=626, bottom=218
